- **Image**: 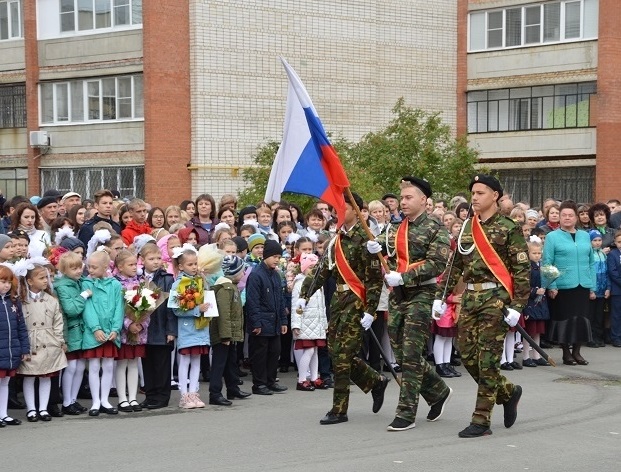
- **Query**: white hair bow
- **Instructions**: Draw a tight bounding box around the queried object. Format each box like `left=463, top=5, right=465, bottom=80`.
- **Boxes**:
left=306, top=231, right=318, bottom=243
left=214, top=222, right=231, bottom=232
left=12, top=258, right=35, bottom=278
left=286, top=232, right=301, bottom=244
left=243, top=220, right=259, bottom=228
left=87, top=229, right=112, bottom=258
left=172, top=243, right=198, bottom=259
left=28, top=256, right=51, bottom=267
left=54, top=226, right=76, bottom=246
left=529, top=235, right=542, bottom=244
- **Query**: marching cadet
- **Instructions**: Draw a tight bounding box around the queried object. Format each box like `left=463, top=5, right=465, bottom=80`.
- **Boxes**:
left=297, top=192, right=388, bottom=425
left=445, top=174, right=530, bottom=438
left=367, top=177, right=453, bottom=431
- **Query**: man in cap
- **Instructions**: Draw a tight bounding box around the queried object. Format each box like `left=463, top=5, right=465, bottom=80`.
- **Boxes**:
left=37, top=196, right=59, bottom=237
left=443, top=174, right=529, bottom=438
left=298, top=192, right=388, bottom=425
left=382, top=192, right=403, bottom=223
left=368, top=176, right=453, bottom=431
left=61, top=192, right=82, bottom=214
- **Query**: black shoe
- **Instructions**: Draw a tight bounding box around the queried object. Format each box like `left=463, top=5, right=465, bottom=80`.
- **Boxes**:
left=503, top=385, right=522, bottom=428
left=510, top=361, right=523, bottom=370
left=458, top=423, right=492, bottom=438
left=320, top=377, right=334, bottom=388
left=279, top=365, right=289, bottom=373
left=1, top=416, right=22, bottom=426
left=118, top=401, right=134, bottom=413
left=209, top=396, right=233, bottom=406
left=535, top=358, right=550, bottom=366
left=146, top=402, right=168, bottom=410
left=99, top=406, right=118, bottom=415
left=436, top=364, right=454, bottom=378
left=0, top=420, right=4, bottom=427
left=522, top=359, right=538, bottom=368
left=540, top=341, right=553, bottom=349
left=129, top=401, right=143, bottom=412
left=237, top=379, right=244, bottom=385
left=37, top=411, right=52, bottom=422
left=427, top=387, right=453, bottom=422
left=387, top=417, right=415, bottom=431
left=139, top=399, right=150, bottom=409
left=613, top=342, right=621, bottom=348
left=586, top=341, right=598, bottom=348
left=8, top=397, right=25, bottom=410
left=46, top=404, right=63, bottom=417
left=227, top=390, right=252, bottom=400
left=252, top=386, right=273, bottom=395
left=88, top=409, right=100, bottom=417
left=319, top=411, right=348, bottom=425
left=27, top=410, right=39, bottom=422
left=73, top=401, right=88, bottom=413
left=450, top=358, right=462, bottom=367
left=62, top=404, right=82, bottom=415
left=267, top=383, right=288, bottom=392
left=371, top=375, right=389, bottom=414
left=500, top=362, right=514, bottom=371
left=236, top=369, right=248, bottom=377
left=446, top=364, right=462, bottom=377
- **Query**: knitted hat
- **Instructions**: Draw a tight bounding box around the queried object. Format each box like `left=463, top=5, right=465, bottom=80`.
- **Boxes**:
left=222, top=255, right=245, bottom=277
left=300, top=253, right=319, bottom=273
left=133, top=234, right=156, bottom=255
left=0, top=234, right=11, bottom=252
left=247, top=233, right=266, bottom=252
left=37, top=196, right=58, bottom=209
left=59, top=236, right=85, bottom=252
left=526, top=209, right=539, bottom=220
left=232, top=236, right=248, bottom=253
left=262, top=240, right=283, bottom=260
left=589, top=229, right=603, bottom=241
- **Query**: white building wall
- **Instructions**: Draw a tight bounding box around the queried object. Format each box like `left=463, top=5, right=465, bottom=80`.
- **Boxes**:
left=190, top=0, right=458, bottom=199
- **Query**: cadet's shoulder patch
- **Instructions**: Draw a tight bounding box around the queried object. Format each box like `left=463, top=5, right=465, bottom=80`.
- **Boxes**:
left=439, top=246, right=449, bottom=257
left=371, top=259, right=380, bottom=267
left=517, top=252, right=528, bottom=263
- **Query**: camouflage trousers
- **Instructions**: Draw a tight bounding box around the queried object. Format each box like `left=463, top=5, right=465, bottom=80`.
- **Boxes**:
left=458, top=289, right=514, bottom=427
left=389, top=289, right=450, bottom=423
left=328, top=307, right=382, bottom=415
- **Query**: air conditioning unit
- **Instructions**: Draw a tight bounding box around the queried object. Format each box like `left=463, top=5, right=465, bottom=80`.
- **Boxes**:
left=29, top=131, right=50, bottom=147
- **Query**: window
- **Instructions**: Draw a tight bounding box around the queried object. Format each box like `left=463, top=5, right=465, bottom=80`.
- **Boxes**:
left=60, top=0, right=141, bottom=33
left=41, top=166, right=144, bottom=200
left=0, top=0, right=22, bottom=40
left=0, top=84, right=26, bottom=128
left=40, top=75, right=144, bottom=125
left=467, top=82, right=596, bottom=133
left=469, top=0, right=598, bottom=51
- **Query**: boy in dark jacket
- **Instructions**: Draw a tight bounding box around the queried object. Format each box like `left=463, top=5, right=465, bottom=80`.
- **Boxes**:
left=139, top=244, right=178, bottom=409
left=246, top=240, right=288, bottom=395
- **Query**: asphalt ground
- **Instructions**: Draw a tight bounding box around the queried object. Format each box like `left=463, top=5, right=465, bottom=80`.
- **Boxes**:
left=2, top=345, right=620, bottom=472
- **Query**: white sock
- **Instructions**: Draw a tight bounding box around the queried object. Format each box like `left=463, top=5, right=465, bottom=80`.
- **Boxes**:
left=297, top=348, right=314, bottom=383
left=100, top=358, right=114, bottom=409
left=127, top=359, right=139, bottom=402
left=503, top=332, right=515, bottom=364
left=309, top=347, right=319, bottom=382
left=115, top=359, right=129, bottom=403
left=62, top=360, right=78, bottom=407
left=23, top=376, right=37, bottom=413
left=531, top=334, right=541, bottom=360
left=293, top=349, right=305, bottom=382
left=88, top=358, right=102, bottom=410
left=170, top=340, right=177, bottom=382
left=178, top=354, right=191, bottom=395
left=38, top=377, right=51, bottom=413
left=71, top=360, right=86, bottom=404
left=0, top=377, right=10, bottom=418
left=443, top=337, right=453, bottom=365
left=189, top=354, right=201, bottom=393
left=433, top=336, right=449, bottom=364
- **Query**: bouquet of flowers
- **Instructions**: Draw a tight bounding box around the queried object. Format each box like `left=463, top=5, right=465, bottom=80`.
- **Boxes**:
left=172, top=275, right=208, bottom=329
left=123, top=282, right=165, bottom=342
left=536, top=265, right=561, bottom=304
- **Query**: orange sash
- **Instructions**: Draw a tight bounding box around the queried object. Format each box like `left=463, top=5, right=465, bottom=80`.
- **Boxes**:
left=334, top=234, right=366, bottom=303
left=471, top=216, right=514, bottom=298
left=394, top=219, right=426, bottom=273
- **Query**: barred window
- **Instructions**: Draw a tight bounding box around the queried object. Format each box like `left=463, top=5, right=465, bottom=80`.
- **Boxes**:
left=0, top=83, right=26, bottom=128
left=40, top=74, right=143, bottom=125
left=40, top=166, right=144, bottom=200
left=467, top=82, right=596, bottom=133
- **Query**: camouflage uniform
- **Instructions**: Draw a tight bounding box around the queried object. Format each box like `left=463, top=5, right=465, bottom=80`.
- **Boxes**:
left=381, top=212, right=452, bottom=423
left=445, top=213, right=530, bottom=427
left=301, top=223, right=383, bottom=415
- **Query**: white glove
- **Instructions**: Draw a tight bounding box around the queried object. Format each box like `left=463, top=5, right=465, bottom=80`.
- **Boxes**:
left=360, top=312, right=374, bottom=330
left=366, top=240, right=382, bottom=254
left=384, top=271, right=404, bottom=287
left=294, top=299, right=306, bottom=312
left=504, top=308, right=521, bottom=327
left=431, top=300, right=447, bottom=320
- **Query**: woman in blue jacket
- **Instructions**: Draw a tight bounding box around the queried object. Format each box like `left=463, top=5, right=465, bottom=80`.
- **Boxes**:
left=543, top=201, right=596, bottom=366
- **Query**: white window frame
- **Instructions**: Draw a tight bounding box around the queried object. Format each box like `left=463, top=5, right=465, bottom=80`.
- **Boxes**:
left=59, top=0, right=142, bottom=36
left=468, top=0, right=598, bottom=52
left=0, top=0, right=22, bottom=40
left=39, top=74, right=144, bottom=126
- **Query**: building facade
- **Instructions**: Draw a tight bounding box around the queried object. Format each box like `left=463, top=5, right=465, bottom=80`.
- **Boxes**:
left=1, top=0, right=458, bottom=205
left=459, top=0, right=618, bottom=206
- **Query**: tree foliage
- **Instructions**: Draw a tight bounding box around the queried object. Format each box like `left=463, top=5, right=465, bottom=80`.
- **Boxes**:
left=238, top=99, right=479, bottom=211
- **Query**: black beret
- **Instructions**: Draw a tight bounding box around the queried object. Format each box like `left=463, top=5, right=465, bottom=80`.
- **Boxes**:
left=382, top=193, right=398, bottom=201
left=37, top=196, right=58, bottom=209
left=469, top=174, right=503, bottom=199
left=401, top=176, right=432, bottom=198
left=344, top=191, right=363, bottom=210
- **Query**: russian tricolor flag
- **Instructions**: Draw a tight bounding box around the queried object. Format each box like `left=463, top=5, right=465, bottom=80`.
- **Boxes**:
left=265, top=58, right=350, bottom=225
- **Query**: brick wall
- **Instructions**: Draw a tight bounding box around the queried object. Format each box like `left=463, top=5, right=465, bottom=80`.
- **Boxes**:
left=23, top=0, right=40, bottom=195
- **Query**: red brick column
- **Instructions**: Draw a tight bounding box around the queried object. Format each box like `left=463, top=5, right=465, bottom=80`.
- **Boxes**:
left=23, top=0, right=40, bottom=196
left=142, top=2, right=192, bottom=206
left=456, top=0, right=469, bottom=138
left=595, top=0, right=621, bottom=201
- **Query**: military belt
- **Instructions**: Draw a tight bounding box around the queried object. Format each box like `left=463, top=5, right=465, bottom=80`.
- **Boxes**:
left=336, top=284, right=350, bottom=293
left=466, top=282, right=499, bottom=291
